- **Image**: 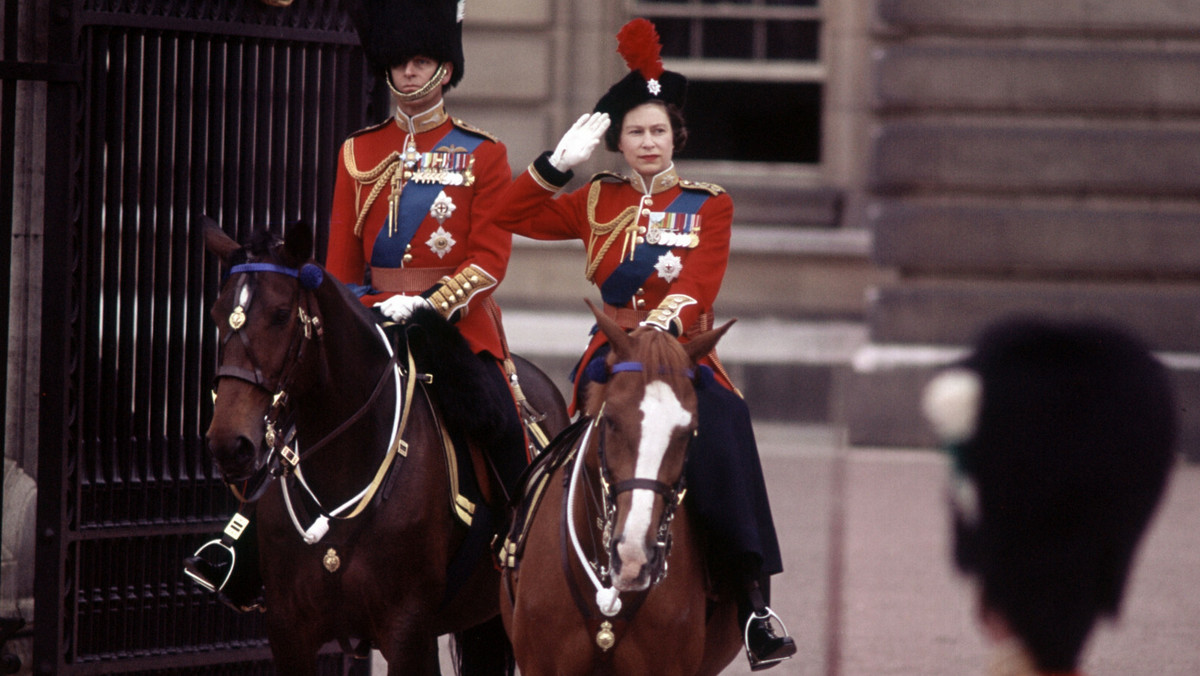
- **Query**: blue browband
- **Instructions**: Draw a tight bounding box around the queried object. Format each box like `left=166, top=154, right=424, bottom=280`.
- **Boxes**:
left=229, top=262, right=323, bottom=290
left=597, top=360, right=695, bottom=381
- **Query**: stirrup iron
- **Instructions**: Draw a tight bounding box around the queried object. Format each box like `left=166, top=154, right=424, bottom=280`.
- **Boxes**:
left=744, top=606, right=795, bottom=671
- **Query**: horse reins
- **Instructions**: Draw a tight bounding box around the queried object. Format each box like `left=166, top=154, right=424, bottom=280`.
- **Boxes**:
left=282, top=327, right=416, bottom=543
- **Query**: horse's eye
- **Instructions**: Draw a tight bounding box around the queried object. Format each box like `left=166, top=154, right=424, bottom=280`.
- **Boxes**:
left=271, top=308, right=292, bottom=326
left=603, top=417, right=621, bottom=436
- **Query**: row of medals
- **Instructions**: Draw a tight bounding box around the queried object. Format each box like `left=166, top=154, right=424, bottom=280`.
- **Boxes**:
left=402, top=143, right=475, bottom=187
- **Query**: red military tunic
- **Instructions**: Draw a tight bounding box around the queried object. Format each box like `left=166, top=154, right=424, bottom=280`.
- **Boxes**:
left=490, top=153, right=736, bottom=411
left=327, top=101, right=512, bottom=358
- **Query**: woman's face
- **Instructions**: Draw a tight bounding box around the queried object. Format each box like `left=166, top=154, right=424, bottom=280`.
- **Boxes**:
left=618, top=103, right=674, bottom=179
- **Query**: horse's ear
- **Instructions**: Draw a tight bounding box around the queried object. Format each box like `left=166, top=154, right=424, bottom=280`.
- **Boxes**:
left=201, top=215, right=240, bottom=263
left=683, top=319, right=735, bottom=365
left=586, top=299, right=632, bottom=358
left=282, top=220, right=315, bottom=267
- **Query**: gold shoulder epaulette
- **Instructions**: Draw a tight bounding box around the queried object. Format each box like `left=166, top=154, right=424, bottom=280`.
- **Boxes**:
left=589, top=170, right=628, bottom=184
left=679, top=179, right=725, bottom=195
left=452, top=118, right=499, bottom=143
left=346, top=117, right=392, bottom=141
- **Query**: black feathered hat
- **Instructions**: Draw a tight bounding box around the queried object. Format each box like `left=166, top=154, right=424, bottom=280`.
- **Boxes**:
left=594, top=19, right=687, bottom=151
left=922, top=317, right=1176, bottom=672
left=349, top=0, right=465, bottom=88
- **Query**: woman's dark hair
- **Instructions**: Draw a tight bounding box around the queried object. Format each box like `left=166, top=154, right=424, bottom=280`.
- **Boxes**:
left=603, top=101, right=688, bottom=153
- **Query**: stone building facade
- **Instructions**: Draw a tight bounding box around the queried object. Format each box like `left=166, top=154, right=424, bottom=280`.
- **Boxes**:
left=846, top=2, right=1200, bottom=455
left=456, top=0, right=1200, bottom=456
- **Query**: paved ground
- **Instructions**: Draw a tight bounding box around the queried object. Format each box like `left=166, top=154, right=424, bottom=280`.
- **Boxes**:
left=377, top=423, right=1200, bottom=675
left=727, top=424, right=1200, bottom=676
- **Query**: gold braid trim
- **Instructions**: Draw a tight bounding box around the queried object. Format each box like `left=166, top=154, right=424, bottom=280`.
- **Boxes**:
left=585, top=181, right=638, bottom=282
left=343, top=138, right=403, bottom=238
left=426, top=264, right=498, bottom=320
left=643, top=294, right=697, bottom=334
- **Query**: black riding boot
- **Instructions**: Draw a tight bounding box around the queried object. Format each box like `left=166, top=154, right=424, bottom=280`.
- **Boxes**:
left=184, top=509, right=265, bottom=612
left=738, top=576, right=797, bottom=671
left=482, top=358, right=533, bottom=502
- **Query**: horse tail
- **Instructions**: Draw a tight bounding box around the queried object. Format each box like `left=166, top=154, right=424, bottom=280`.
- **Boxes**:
left=451, top=615, right=515, bottom=676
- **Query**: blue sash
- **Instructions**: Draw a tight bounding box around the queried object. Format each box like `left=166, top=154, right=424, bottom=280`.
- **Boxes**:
left=369, top=127, right=484, bottom=267
left=599, top=189, right=708, bottom=306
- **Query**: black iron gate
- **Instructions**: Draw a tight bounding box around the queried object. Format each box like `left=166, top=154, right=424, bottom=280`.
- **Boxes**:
left=12, top=1, right=384, bottom=672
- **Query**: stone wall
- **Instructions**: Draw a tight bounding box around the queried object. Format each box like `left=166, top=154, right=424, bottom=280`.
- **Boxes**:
left=847, top=1, right=1200, bottom=457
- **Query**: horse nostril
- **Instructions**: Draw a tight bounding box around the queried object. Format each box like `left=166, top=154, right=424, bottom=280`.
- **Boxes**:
left=207, top=434, right=258, bottom=478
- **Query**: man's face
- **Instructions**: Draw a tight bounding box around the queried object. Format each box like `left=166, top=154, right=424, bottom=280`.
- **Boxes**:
left=389, top=56, right=451, bottom=110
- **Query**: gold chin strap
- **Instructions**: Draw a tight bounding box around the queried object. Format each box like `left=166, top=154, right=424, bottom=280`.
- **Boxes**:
left=385, top=62, right=449, bottom=103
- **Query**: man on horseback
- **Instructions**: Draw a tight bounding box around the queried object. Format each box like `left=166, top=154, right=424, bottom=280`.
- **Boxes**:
left=185, top=0, right=534, bottom=616
left=324, top=0, right=533, bottom=495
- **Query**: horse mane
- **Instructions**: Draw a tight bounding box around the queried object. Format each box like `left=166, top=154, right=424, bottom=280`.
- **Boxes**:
left=634, top=327, right=693, bottom=381
left=246, top=229, right=280, bottom=256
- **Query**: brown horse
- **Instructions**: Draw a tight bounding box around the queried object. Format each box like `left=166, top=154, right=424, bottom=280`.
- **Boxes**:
left=200, top=217, right=568, bottom=675
left=500, top=302, right=742, bottom=675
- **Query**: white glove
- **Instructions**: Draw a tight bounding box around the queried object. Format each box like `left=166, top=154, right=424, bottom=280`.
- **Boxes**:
left=374, top=294, right=432, bottom=322
left=549, top=112, right=610, bottom=172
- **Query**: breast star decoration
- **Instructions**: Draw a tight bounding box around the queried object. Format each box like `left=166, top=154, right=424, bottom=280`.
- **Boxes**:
left=426, top=226, right=456, bottom=259
left=429, top=190, right=456, bottom=225
left=654, top=251, right=682, bottom=282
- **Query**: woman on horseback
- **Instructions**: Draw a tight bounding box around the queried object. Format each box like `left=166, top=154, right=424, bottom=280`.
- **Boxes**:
left=488, top=18, right=797, bottom=671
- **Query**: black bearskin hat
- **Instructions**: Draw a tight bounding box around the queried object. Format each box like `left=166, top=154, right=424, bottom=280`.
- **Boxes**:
left=922, top=317, right=1176, bottom=672
left=594, top=19, right=687, bottom=151
left=348, top=0, right=465, bottom=88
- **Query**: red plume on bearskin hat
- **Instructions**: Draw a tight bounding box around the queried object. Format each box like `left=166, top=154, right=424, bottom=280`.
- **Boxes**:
left=616, top=18, right=665, bottom=81
left=594, top=18, right=686, bottom=141
left=346, top=0, right=465, bottom=88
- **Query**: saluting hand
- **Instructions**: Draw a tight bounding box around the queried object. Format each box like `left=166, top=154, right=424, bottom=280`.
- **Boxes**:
left=550, top=112, right=611, bottom=172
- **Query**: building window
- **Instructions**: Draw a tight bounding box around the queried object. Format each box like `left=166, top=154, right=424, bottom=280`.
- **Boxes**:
left=635, top=0, right=823, bottom=164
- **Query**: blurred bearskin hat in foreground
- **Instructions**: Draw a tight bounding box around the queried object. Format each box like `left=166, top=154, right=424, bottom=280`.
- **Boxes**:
left=345, top=0, right=465, bottom=88
left=922, top=316, right=1176, bottom=672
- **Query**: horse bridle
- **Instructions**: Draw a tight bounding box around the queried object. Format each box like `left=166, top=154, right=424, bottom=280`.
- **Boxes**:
left=213, top=262, right=327, bottom=499
left=217, top=262, right=322, bottom=393
left=593, top=361, right=694, bottom=586
left=216, top=261, right=395, bottom=498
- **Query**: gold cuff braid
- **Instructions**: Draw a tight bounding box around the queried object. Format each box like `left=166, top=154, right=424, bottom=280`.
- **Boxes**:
left=426, top=264, right=498, bottom=320
left=643, top=294, right=697, bottom=334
